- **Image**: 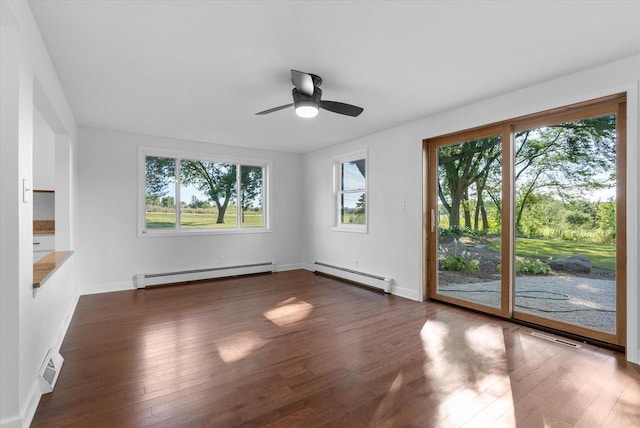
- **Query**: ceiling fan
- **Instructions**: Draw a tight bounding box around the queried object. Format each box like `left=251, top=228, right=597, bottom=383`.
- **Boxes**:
left=255, top=70, right=364, bottom=118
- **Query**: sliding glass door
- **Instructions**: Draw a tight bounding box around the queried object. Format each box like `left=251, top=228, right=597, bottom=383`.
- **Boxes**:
left=427, top=125, right=511, bottom=318
left=425, top=95, right=626, bottom=345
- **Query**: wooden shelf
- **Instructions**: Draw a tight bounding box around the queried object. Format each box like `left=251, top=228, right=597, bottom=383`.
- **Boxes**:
left=33, top=251, right=73, bottom=288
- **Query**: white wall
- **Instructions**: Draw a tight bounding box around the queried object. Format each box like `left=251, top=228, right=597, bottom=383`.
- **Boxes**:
left=303, top=54, right=640, bottom=364
left=32, top=107, right=55, bottom=190
left=303, top=129, right=423, bottom=301
left=76, top=127, right=305, bottom=294
left=0, top=2, right=79, bottom=428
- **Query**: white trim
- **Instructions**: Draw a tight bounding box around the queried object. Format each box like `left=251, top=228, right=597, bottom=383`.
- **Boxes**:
left=624, top=82, right=639, bottom=365
left=81, top=264, right=302, bottom=294
left=275, top=263, right=308, bottom=272
left=81, top=280, right=135, bottom=295
left=0, top=415, right=21, bottom=428
left=137, top=146, right=272, bottom=237
left=21, top=293, right=79, bottom=428
left=391, top=285, right=421, bottom=302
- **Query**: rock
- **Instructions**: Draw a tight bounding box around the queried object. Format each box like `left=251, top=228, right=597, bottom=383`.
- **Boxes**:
left=548, top=255, right=592, bottom=273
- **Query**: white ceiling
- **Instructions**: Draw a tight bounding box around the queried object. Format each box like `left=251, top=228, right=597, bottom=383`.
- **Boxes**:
left=29, top=1, right=640, bottom=154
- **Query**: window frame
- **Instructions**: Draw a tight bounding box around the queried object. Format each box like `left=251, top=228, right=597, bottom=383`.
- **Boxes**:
left=138, top=146, right=271, bottom=237
left=332, top=149, right=368, bottom=233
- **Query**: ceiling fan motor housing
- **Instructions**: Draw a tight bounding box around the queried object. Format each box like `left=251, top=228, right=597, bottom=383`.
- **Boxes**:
left=292, top=87, right=322, bottom=110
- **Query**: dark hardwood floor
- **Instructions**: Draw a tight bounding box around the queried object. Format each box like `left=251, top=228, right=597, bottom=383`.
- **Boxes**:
left=32, top=270, right=639, bottom=427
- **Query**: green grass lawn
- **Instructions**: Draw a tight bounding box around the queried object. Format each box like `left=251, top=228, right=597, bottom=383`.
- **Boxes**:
left=490, top=237, right=616, bottom=271
left=146, top=212, right=263, bottom=228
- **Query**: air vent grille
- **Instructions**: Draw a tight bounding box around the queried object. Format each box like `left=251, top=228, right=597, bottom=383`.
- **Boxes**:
left=531, top=332, right=581, bottom=349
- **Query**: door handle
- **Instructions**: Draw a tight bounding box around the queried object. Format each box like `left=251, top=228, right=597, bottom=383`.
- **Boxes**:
left=431, top=209, right=436, bottom=233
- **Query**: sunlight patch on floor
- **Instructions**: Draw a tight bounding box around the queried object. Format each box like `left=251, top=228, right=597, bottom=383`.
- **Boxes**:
left=464, top=324, right=506, bottom=354
left=216, top=331, right=267, bottom=363
left=420, top=320, right=516, bottom=425
left=369, top=371, right=404, bottom=426
left=420, top=320, right=449, bottom=359
left=263, top=297, right=314, bottom=327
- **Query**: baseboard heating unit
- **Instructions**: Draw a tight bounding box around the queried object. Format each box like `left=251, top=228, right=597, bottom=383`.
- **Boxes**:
left=136, top=262, right=275, bottom=288
left=313, top=261, right=391, bottom=294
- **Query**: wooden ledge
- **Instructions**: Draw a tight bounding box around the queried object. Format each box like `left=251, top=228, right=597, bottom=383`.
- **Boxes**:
left=33, top=251, right=74, bottom=288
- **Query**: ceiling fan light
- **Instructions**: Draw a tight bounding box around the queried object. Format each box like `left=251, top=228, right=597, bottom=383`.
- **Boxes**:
left=295, top=104, right=319, bottom=118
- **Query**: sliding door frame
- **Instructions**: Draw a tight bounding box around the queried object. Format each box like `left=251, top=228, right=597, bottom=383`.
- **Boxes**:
left=423, top=93, right=627, bottom=346
left=425, top=124, right=512, bottom=318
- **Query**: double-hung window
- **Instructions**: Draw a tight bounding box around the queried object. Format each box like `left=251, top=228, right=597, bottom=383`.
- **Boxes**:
left=139, top=147, right=270, bottom=236
left=334, top=150, right=367, bottom=232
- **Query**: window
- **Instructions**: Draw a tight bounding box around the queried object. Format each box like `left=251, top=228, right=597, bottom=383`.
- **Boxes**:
left=140, top=148, right=269, bottom=235
left=334, top=150, right=367, bottom=232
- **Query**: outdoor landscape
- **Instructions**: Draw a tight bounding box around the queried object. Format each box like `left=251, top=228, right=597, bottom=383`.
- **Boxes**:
left=145, top=157, right=264, bottom=229
left=436, top=112, right=618, bottom=333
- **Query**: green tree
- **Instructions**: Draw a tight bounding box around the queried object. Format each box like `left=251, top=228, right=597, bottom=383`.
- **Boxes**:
left=240, top=166, right=263, bottom=222
left=514, top=114, right=616, bottom=233
left=146, top=193, right=161, bottom=206
left=188, top=196, right=211, bottom=209
left=145, top=156, right=175, bottom=196
left=438, top=136, right=501, bottom=229
left=351, top=193, right=366, bottom=224
left=597, top=199, right=616, bottom=242
left=181, top=161, right=237, bottom=224
left=161, top=196, right=175, bottom=208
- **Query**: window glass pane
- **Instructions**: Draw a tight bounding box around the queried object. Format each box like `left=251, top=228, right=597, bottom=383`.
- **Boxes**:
left=514, top=113, right=617, bottom=334
left=180, top=160, right=237, bottom=228
left=145, top=156, right=176, bottom=229
left=341, top=160, right=365, bottom=191
left=435, top=135, right=503, bottom=310
left=240, top=165, right=263, bottom=227
left=341, top=192, right=366, bottom=224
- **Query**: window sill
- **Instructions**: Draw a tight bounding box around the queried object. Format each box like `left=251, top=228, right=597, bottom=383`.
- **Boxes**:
left=331, top=226, right=368, bottom=234
left=33, top=251, right=74, bottom=288
left=139, top=227, right=272, bottom=238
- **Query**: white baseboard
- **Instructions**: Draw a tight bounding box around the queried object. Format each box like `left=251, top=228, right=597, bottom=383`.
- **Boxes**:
left=391, top=285, right=420, bottom=302
left=20, top=292, right=80, bottom=428
left=275, top=263, right=308, bottom=272
left=20, top=382, right=40, bottom=428
left=81, top=280, right=135, bottom=295
left=300, top=263, right=315, bottom=272
left=79, top=267, right=421, bottom=301
left=0, top=415, right=21, bottom=428
left=81, top=264, right=301, bottom=294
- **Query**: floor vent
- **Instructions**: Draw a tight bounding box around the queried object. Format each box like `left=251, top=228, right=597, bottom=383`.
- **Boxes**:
left=38, top=348, right=64, bottom=393
left=530, top=332, right=581, bottom=349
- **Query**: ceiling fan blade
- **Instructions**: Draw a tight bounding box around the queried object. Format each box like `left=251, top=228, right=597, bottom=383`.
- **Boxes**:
left=320, top=101, right=364, bottom=117
left=255, top=103, right=294, bottom=115
left=291, top=70, right=315, bottom=97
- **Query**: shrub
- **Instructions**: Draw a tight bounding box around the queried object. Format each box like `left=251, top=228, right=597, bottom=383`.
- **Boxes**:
left=441, top=253, right=480, bottom=274
left=438, top=226, right=485, bottom=238
left=498, top=258, right=550, bottom=275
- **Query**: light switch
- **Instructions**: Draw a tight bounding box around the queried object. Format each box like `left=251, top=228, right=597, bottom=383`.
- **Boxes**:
left=23, top=179, right=31, bottom=203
